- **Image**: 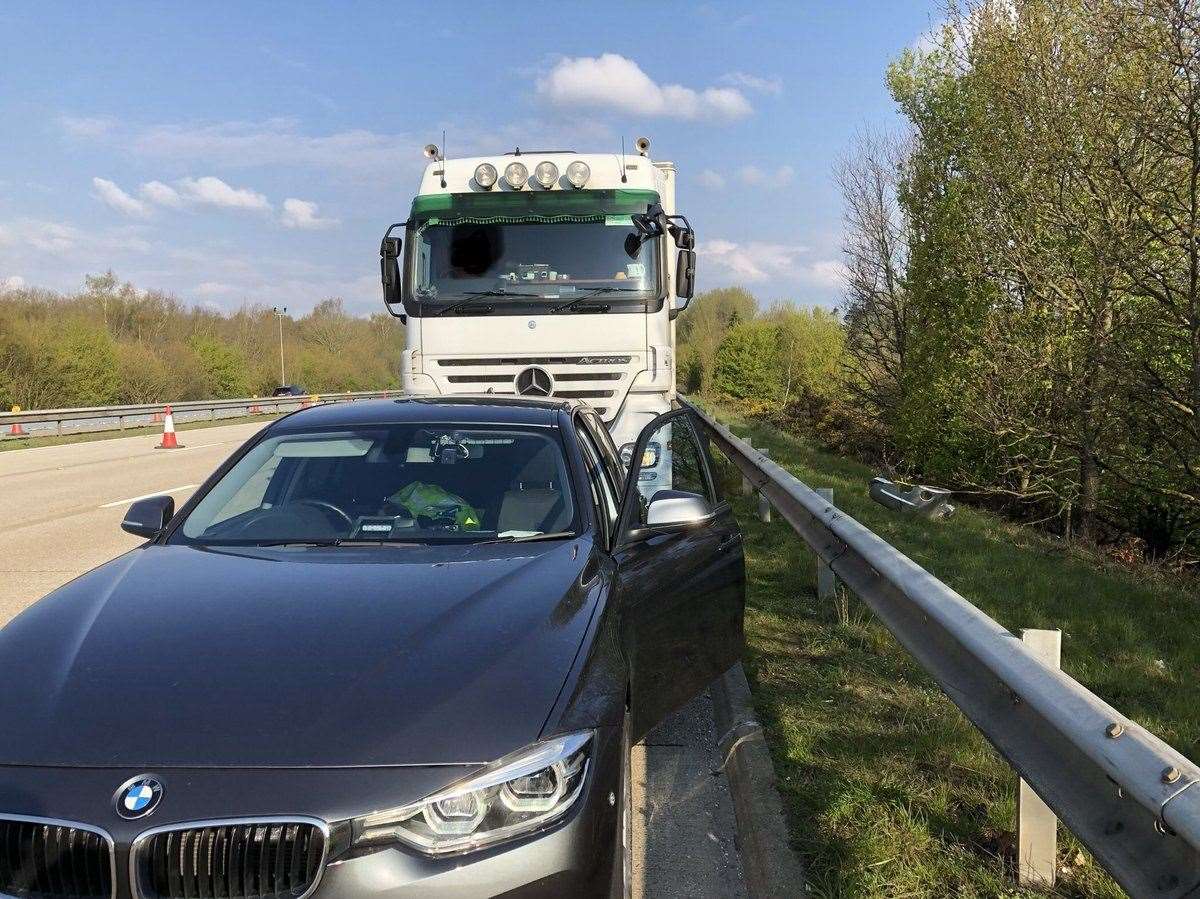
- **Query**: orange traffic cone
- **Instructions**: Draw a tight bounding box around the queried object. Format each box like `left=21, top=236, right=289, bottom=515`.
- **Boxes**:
left=7, top=405, right=27, bottom=437
left=151, top=410, right=164, bottom=423
left=155, top=405, right=184, bottom=449
left=249, top=395, right=263, bottom=414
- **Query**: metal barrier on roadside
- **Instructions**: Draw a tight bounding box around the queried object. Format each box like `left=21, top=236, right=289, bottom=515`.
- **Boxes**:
left=0, top=390, right=407, bottom=438
left=683, top=399, right=1200, bottom=898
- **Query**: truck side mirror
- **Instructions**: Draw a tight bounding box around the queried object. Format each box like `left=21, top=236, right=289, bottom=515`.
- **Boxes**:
left=673, top=249, right=697, bottom=315
left=380, top=235, right=402, bottom=307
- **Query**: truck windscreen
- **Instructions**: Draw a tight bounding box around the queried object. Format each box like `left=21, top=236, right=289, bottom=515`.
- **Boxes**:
left=402, top=191, right=666, bottom=317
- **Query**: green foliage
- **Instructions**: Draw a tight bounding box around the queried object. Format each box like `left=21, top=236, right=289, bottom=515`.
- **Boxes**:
left=0, top=274, right=405, bottom=409
left=834, top=0, right=1200, bottom=557
left=676, top=287, right=758, bottom=394
left=190, top=337, right=251, bottom=398
left=712, top=321, right=782, bottom=402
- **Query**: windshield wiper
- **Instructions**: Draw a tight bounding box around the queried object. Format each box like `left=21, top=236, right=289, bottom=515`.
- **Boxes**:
left=434, top=290, right=539, bottom=317
left=248, top=539, right=422, bottom=548
left=476, top=531, right=576, bottom=545
left=548, top=287, right=641, bottom=314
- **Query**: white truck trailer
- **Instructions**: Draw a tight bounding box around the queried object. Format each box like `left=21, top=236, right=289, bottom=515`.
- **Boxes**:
left=379, top=139, right=696, bottom=491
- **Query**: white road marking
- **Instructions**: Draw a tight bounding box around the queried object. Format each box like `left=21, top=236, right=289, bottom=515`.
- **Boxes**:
left=100, top=485, right=198, bottom=508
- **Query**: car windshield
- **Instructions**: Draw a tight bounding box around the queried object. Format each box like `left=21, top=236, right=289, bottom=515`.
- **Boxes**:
left=173, top=424, right=578, bottom=545
left=407, top=219, right=662, bottom=315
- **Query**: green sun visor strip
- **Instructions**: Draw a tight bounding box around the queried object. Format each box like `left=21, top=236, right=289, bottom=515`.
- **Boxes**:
left=410, top=189, right=660, bottom=222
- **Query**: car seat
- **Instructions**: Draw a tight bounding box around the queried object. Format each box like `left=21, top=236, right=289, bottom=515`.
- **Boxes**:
left=498, top=444, right=569, bottom=533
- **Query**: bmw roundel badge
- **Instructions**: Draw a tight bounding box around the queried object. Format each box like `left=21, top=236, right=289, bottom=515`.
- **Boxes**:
left=115, top=775, right=164, bottom=819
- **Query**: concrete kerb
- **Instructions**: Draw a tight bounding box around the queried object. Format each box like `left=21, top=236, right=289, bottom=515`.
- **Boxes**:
left=710, top=663, right=806, bottom=898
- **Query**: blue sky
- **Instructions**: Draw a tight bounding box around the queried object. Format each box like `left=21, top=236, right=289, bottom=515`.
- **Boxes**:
left=0, top=1, right=938, bottom=315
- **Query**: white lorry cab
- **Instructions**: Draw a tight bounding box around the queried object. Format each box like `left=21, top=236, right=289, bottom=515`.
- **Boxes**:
left=379, top=139, right=697, bottom=478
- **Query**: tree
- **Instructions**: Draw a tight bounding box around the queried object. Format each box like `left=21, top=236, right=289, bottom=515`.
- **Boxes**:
left=712, top=321, right=783, bottom=402
left=838, top=131, right=910, bottom=424
left=676, top=287, right=758, bottom=394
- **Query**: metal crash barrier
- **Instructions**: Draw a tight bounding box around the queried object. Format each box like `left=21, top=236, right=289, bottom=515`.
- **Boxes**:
left=869, top=477, right=956, bottom=519
left=683, top=399, right=1200, bottom=898
left=0, top=390, right=406, bottom=438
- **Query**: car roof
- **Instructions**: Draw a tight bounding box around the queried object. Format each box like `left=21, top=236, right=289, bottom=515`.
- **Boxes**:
left=270, top=394, right=584, bottom=430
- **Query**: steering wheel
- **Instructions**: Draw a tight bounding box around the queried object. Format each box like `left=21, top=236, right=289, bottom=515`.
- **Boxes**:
left=291, top=499, right=354, bottom=529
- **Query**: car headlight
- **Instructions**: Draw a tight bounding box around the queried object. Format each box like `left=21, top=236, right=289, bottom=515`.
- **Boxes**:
left=356, top=731, right=591, bottom=856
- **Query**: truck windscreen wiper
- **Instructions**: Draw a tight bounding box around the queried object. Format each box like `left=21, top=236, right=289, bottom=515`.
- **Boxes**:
left=548, top=287, right=641, bottom=315
left=434, top=290, right=539, bottom=316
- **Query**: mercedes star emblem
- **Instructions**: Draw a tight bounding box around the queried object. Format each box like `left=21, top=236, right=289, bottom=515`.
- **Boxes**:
left=515, top=366, right=554, bottom=397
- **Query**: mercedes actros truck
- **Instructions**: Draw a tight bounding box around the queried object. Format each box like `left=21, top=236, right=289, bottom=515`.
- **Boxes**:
left=379, top=138, right=696, bottom=485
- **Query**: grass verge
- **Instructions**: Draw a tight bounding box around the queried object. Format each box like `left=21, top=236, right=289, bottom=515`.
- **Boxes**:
left=711, top=407, right=1198, bottom=897
left=0, top=413, right=283, bottom=452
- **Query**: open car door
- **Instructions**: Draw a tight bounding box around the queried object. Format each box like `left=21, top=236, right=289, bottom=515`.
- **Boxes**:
left=612, top=408, right=745, bottom=741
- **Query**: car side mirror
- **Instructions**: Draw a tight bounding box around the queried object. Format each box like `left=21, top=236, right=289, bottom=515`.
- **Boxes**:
left=645, top=489, right=712, bottom=528
left=121, top=495, right=174, bottom=539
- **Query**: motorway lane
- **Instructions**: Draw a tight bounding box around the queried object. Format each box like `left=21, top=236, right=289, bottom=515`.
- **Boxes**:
left=0, top=421, right=269, bottom=623
left=0, top=424, right=748, bottom=896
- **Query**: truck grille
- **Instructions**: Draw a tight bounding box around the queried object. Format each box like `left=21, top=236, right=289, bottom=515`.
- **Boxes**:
left=434, top=357, right=629, bottom=420
left=133, top=821, right=326, bottom=899
left=0, top=817, right=114, bottom=899
left=436, top=356, right=630, bottom=366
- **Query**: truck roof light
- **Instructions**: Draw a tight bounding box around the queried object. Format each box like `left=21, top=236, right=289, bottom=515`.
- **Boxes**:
left=565, top=160, right=590, bottom=189
left=504, top=162, right=529, bottom=190
left=474, top=163, right=498, bottom=189
left=534, top=161, right=559, bottom=189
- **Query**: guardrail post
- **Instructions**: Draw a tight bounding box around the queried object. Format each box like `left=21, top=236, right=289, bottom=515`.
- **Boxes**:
left=815, top=488, right=837, bottom=601
left=1018, top=628, right=1061, bottom=888
left=757, top=449, right=772, bottom=523
left=741, top=436, right=754, bottom=496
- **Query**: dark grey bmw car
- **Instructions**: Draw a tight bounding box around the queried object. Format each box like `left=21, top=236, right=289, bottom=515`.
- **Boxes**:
left=0, top=396, right=744, bottom=898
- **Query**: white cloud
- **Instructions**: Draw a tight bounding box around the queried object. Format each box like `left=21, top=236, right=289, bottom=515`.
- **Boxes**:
left=0, top=218, right=152, bottom=256
left=195, top=281, right=236, bottom=296
left=1, top=275, right=26, bottom=291
left=280, top=198, right=339, bottom=230
left=738, top=165, right=795, bottom=188
left=799, top=259, right=850, bottom=290
left=59, top=115, right=117, bottom=138
left=698, top=169, right=726, bottom=190
left=720, top=71, right=783, bottom=95
left=176, top=176, right=271, bottom=211
left=536, top=54, right=753, bottom=121
left=703, top=239, right=809, bottom=282
left=91, top=178, right=151, bottom=218
left=139, top=180, right=184, bottom=208
left=132, top=118, right=420, bottom=174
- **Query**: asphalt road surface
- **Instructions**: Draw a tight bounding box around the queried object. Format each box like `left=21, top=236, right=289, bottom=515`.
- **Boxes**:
left=0, top=422, right=747, bottom=897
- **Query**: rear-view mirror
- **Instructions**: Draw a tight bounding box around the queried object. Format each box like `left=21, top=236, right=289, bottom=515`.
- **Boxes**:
left=379, top=235, right=402, bottom=307
left=673, top=249, right=697, bottom=317
left=121, top=495, right=174, bottom=539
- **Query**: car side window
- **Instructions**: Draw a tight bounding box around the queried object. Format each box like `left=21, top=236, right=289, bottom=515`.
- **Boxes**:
left=635, top=416, right=714, bottom=504
left=580, top=411, right=625, bottom=491
left=575, top=422, right=619, bottom=538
